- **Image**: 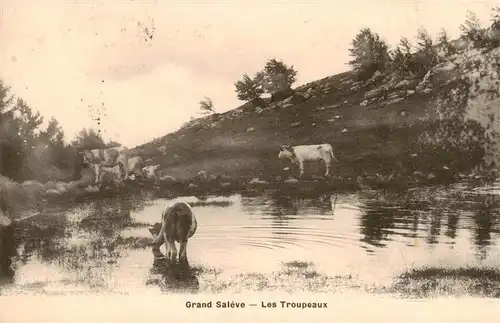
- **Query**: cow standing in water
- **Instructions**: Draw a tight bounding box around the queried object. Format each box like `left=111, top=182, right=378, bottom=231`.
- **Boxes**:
left=149, top=202, right=197, bottom=262
left=278, top=144, right=338, bottom=178
left=79, top=146, right=129, bottom=184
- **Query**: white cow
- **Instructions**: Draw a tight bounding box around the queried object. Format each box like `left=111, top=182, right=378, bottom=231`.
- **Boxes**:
left=128, top=156, right=145, bottom=180
left=142, top=165, right=161, bottom=184
left=79, top=146, right=129, bottom=184
left=278, top=144, right=338, bottom=177
left=98, top=164, right=125, bottom=189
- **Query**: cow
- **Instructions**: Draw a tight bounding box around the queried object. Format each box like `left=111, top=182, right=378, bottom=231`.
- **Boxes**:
left=127, top=156, right=145, bottom=180
left=278, top=144, right=338, bottom=178
left=149, top=202, right=197, bottom=262
left=142, top=165, right=161, bottom=185
left=97, top=164, right=125, bottom=189
left=79, top=146, right=129, bottom=184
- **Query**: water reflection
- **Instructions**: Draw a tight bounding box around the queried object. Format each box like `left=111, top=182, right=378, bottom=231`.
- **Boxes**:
left=357, top=190, right=500, bottom=251
left=445, top=211, right=459, bottom=240
left=2, top=186, right=500, bottom=295
left=147, top=259, right=199, bottom=293
left=359, top=203, right=396, bottom=248
left=473, top=195, right=500, bottom=259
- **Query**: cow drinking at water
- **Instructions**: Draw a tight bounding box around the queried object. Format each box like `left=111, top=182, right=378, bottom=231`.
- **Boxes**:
left=278, top=144, right=338, bottom=178
left=149, top=202, right=197, bottom=262
left=79, top=146, right=129, bottom=184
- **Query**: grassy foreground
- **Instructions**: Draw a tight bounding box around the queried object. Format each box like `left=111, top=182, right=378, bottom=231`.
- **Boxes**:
left=388, top=266, right=500, bottom=298
left=148, top=260, right=500, bottom=298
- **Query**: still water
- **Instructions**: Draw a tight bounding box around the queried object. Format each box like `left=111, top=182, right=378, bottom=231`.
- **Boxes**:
left=1, top=184, right=500, bottom=295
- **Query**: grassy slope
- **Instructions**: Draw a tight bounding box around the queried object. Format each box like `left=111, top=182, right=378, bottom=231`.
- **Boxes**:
left=131, top=39, right=500, bottom=184
left=132, top=69, right=439, bottom=182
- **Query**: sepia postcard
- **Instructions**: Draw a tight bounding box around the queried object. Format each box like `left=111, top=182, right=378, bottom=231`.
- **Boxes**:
left=1, top=0, right=500, bottom=322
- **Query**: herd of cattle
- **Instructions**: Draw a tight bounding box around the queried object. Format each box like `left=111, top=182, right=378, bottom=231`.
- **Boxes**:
left=78, top=143, right=339, bottom=189
left=79, top=146, right=161, bottom=188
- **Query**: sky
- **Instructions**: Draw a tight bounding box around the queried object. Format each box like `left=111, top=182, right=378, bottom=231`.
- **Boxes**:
left=1, top=0, right=498, bottom=148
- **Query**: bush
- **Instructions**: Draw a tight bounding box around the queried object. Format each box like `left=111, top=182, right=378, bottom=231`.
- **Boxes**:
left=199, top=96, right=216, bottom=115
left=492, top=6, right=500, bottom=29
left=260, top=58, right=298, bottom=94
left=234, top=73, right=265, bottom=102
left=458, top=10, right=498, bottom=49
left=348, top=28, right=391, bottom=80
left=390, top=30, right=438, bottom=79
left=235, top=58, right=297, bottom=104
left=437, top=28, right=456, bottom=56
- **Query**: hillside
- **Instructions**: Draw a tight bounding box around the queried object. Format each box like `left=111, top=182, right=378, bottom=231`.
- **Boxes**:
left=131, top=41, right=500, bottom=186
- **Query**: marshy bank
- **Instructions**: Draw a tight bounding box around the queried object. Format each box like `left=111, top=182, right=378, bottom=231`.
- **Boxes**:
left=170, top=261, right=500, bottom=298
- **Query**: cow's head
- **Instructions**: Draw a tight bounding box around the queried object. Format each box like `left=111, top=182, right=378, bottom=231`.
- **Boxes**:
left=278, top=145, right=295, bottom=161
left=148, top=222, right=162, bottom=238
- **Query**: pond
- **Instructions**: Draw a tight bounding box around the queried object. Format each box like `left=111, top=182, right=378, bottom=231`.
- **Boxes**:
left=1, top=184, right=500, bottom=295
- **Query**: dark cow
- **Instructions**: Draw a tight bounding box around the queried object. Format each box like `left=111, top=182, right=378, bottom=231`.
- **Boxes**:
left=149, top=202, right=197, bottom=262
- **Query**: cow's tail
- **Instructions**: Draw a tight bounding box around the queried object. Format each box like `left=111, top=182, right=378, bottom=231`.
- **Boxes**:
left=329, top=145, right=339, bottom=163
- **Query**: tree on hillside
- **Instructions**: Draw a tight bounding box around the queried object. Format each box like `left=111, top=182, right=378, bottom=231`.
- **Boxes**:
left=416, top=28, right=434, bottom=52
left=348, top=28, right=390, bottom=80
left=390, top=37, right=414, bottom=75
left=437, top=28, right=456, bottom=55
left=414, top=27, right=438, bottom=71
left=199, top=96, right=216, bottom=115
left=12, top=98, right=44, bottom=147
left=491, top=6, right=500, bottom=29
left=40, top=117, right=65, bottom=146
left=260, top=58, right=298, bottom=94
left=0, top=80, right=13, bottom=113
left=460, top=10, right=486, bottom=47
left=71, top=128, right=108, bottom=150
left=37, top=117, right=68, bottom=168
left=234, top=73, right=265, bottom=102
left=0, top=81, right=21, bottom=179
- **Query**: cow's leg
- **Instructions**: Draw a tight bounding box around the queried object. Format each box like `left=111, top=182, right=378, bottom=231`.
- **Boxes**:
left=324, top=159, right=330, bottom=176
left=163, top=231, right=172, bottom=260
left=94, top=164, right=101, bottom=184
left=297, top=160, right=304, bottom=178
left=168, top=239, right=177, bottom=261
left=179, top=240, right=188, bottom=261
left=122, top=154, right=129, bottom=180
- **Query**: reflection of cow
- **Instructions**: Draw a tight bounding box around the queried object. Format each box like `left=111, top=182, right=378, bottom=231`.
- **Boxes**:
left=278, top=144, right=338, bottom=177
left=79, top=146, right=129, bottom=184
left=149, top=202, right=197, bottom=262
left=127, top=156, right=145, bottom=180
left=142, top=165, right=161, bottom=184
